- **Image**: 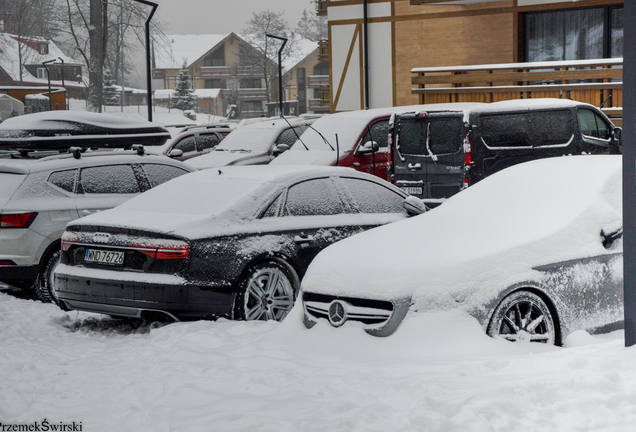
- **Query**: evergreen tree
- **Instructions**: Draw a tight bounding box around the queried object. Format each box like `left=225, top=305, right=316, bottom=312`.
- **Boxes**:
left=171, top=62, right=197, bottom=111
left=102, top=69, right=120, bottom=106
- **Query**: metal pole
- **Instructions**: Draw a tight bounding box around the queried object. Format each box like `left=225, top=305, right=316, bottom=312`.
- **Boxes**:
left=363, top=0, right=369, bottom=109
left=130, top=0, right=158, bottom=122
left=623, top=0, right=636, bottom=347
left=42, top=59, right=55, bottom=111
left=57, top=57, right=66, bottom=109
left=266, top=34, right=287, bottom=117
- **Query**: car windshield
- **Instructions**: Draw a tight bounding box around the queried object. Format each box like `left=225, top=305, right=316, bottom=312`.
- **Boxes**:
left=214, top=127, right=280, bottom=153
left=115, top=174, right=263, bottom=217
left=290, top=116, right=374, bottom=152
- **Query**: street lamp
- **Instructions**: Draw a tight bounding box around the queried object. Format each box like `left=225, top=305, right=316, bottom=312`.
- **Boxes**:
left=130, top=0, right=158, bottom=122
left=266, top=33, right=287, bottom=117
left=42, top=59, right=55, bottom=111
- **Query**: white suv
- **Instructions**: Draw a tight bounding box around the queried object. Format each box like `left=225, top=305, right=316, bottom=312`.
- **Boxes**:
left=0, top=150, right=195, bottom=302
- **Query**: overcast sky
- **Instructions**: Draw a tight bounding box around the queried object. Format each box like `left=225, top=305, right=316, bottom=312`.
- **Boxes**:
left=153, top=0, right=313, bottom=35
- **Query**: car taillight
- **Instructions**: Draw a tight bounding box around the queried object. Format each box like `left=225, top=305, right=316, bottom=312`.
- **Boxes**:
left=61, top=231, right=79, bottom=251
left=0, top=260, right=17, bottom=266
left=129, top=239, right=189, bottom=260
left=387, top=135, right=394, bottom=182
left=463, top=134, right=474, bottom=190
left=463, top=135, right=474, bottom=166
left=0, top=212, right=38, bottom=229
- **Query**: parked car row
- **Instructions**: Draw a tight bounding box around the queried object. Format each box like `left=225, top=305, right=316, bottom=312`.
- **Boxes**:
left=0, top=102, right=625, bottom=348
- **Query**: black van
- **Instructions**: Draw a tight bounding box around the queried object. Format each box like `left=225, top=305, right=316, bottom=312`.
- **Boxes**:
left=389, top=99, right=621, bottom=201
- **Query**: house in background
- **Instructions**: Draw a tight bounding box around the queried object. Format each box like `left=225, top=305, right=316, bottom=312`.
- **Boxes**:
left=323, top=0, right=623, bottom=118
left=0, top=32, right=85, bottom=104
left=152, top=33, right=273, bottom=119
left=282, top=39, right=330, bottom=115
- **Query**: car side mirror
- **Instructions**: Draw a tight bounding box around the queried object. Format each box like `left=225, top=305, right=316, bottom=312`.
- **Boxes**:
left=403, top=195, right=427, bottom=216
left=612, top=127, right=622, bottom=142
left=356, top=141, right=380, bottom=156
left=273, top=144, right=290, bottom=156
left=168, top=148, right=184, bottom=158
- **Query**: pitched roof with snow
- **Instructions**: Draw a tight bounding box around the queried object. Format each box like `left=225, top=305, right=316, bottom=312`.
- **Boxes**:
left=154, top=34, right=231, bottom=69
left=0, top=33, right=83, bottom=87
left=283, top=38, right=319, bottom=72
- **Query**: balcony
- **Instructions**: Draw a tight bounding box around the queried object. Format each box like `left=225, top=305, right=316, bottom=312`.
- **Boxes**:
left=412, top=58, right=623, bottom=124
left=220, top=88, right=268, bottom=100
left=308, top=75, right=329, bottom=89
left=315, top=0, right=327, bottom=16
left=318, top=40, right=329, bottom=62
left=200, top=66, right=232, bottom=77
left=308, top=98, right=330, bottom=111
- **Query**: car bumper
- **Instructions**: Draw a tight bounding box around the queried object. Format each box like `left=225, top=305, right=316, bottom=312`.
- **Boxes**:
left=0, top=264, right=40, bottom=289
left=54, top=264, right=234, bottom=321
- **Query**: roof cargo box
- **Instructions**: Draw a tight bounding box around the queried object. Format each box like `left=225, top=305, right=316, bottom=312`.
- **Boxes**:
left=0, top=111, right=171, bottom=150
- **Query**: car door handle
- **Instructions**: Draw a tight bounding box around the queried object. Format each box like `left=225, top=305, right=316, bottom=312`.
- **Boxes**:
left=407, top=163, right=422, bottom=170
left=353, top=162, right=361, bottom=167
left=81, top=210, right=100, bottom=216
left=294, top=235, right=315, bottom=247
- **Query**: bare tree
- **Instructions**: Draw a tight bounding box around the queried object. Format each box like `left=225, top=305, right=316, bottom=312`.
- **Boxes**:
left=295, top=8, right=327, bottom=42
left=240, top=10, right=298, bottom=104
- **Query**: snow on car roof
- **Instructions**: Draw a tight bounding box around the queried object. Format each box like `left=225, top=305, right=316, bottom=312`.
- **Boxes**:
left=301, top=155, right=622, bottom=310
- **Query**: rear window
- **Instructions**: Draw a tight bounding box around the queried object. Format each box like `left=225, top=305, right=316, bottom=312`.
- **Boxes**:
left=0, top=173, right=26, bottom=198
left=142, top=164, right=190, bottom=188
left=79, top=164, right=140, bottom=194
left=397, top=117, right=463, bottom=156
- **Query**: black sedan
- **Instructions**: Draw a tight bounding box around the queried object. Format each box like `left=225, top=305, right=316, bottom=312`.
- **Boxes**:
left=53, top=166, right=423, bottom=322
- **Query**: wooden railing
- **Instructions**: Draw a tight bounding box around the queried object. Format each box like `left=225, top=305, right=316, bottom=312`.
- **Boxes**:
left=318, top=40, right=329, bottom=62
left=315, top=0, right=327, bottom=16
left=412, top=58, right=623, bottom=116
left=308, top=75, right=329, bottom=88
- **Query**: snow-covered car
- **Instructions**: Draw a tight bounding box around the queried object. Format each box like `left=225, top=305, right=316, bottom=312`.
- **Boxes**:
left=54, top=166, right=424, bottom=322
left=188, top=116, right=318, bottom=169
left=301, top=155, right=623, bottom=344
left=0, top=151, right=195, bottom=302
left=147, top=125, right=234, bottom=161
left=270, top=105, right=431, bottom=181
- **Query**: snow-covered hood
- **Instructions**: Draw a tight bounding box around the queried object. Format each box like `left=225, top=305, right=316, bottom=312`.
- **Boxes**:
left=189, top=150, right=262, bottom=169
left=301, top=155, right=622, bottom=312
left=271, top=149, right=342, bottom=166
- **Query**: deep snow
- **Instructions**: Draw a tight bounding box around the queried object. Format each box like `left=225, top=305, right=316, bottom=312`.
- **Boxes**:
left=1, top=286, right=635, bottom=432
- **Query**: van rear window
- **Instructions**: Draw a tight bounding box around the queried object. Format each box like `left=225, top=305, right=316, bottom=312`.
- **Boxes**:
left=398, top=117, right=463, bottom=156
left=481, top=110, right=573, bottom=148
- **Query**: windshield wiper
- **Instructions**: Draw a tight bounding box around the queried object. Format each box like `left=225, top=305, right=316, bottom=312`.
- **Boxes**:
left=425, top=123, right=438, bottom=162
left=305, top=124, right=335, bottom=151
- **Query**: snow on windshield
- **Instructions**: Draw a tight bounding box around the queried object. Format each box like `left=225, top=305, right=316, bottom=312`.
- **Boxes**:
left=291, top=116, right=370, bottom=152
left=214, top=127, right=279, bottom=153
left=115, top=173, right=262, bottom=216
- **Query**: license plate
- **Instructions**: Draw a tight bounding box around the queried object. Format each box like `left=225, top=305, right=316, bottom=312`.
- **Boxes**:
left=400, top=187, right=423, bottom=195
left=85, top=249, right=125, bottom=266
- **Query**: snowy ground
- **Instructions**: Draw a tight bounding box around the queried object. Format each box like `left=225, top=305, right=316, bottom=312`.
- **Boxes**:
left=1, top=286, right=635, bottom=432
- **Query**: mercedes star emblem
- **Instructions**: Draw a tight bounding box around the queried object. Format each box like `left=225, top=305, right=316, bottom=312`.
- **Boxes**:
left=328, top=300, right=347, bottom=327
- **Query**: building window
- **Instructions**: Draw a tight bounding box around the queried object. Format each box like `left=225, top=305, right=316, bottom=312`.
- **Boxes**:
left=313, top=61, right=329, bottom=76
left=39, top=43, right=49, bottom=55
left=242, top=100, right=263, bottom=113
left=204, top=45, right=225, bottom=67
left=37, top=68, right=48, bottom=79
left=205, top=79, right=226, bottom=89
left=240, top=78, right=261, bottom=88
left=524, top=6, right=623, bottom=62
left=297, top=68, right=306, bottom=115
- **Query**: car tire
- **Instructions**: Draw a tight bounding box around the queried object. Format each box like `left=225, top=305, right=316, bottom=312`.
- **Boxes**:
left=233, top=260, right=299, bottom=322
left=487, top=290, right=557, bottom=345
left=35, top=249, right=61, bottom=305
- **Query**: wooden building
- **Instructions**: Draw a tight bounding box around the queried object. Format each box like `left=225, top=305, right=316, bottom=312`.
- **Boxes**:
left=323, top=0, right=623, bottom=114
